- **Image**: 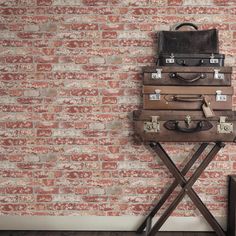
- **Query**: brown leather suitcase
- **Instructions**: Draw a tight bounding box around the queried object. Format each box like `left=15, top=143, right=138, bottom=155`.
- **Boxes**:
left=133, top=110, right=236, bottom=143
left=143, top=86, right=233, bottom=114
left=143, top=66, right=232, bottom=86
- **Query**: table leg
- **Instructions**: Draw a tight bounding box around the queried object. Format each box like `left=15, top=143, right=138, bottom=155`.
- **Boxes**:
left=148, top=142, right=225, bottom=236
left=137, top=143, right=208, bottom=233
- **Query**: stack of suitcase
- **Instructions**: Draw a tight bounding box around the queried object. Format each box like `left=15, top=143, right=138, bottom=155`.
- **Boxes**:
left=133, top=23, right=236, bottom=143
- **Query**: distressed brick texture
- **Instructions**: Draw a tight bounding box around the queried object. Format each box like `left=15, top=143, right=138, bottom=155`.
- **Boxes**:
left=0, top=0, right=236, bottom=218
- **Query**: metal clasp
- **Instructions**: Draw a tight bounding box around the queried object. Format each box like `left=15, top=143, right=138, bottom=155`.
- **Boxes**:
left=210, top=54, right=219, bottom=64
left=144, top=116, right=160, bottom=133
left=166, top=53, right=175, bottom=64
left=216, top=90, right=227, bottom=102
left=217, top=116, right=233, bottom=134
left=151, top=69, right=162, bottom=80
left=149, top=89, right=161, bottom=101
left=185, top=115, right=191, bottom=127
left=214, top=69, right=224, bottom=80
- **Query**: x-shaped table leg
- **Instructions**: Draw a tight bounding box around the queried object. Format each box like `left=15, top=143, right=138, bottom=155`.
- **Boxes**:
left=137, top=142, right=208, bottom=234
left=137, top=142, right=225, bottom=236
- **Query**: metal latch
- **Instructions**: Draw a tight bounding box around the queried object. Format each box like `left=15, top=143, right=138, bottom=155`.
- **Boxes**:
left=149, top=89, right=161, bottom=101
left=185, top=115, right=191, bottom=127
left=144, top=116, right=160, bottom=132
left=214, top=69, right=224, bottom=80
left=217, top=116, right=233, bottom=134
left=210, top=54, right=219, bottom=64
left=166, top=53, right=175, bottom=64
left=216, top=90, right=227, bottom=101
left=151, top=69, right=162, bottom=79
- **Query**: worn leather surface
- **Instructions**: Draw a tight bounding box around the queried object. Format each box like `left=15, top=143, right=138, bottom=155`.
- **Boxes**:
left=158, top=29, right=218, bottom=54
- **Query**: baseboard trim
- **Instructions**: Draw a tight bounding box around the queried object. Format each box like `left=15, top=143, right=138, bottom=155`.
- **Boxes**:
left=0, top=216, right=226, bottom=231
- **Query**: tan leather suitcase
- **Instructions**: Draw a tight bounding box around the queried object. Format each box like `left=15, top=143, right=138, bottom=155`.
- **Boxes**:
left=143, top=66, right=232, bottom=86
left=143, top=86, right=233, bottom=114
left=133, top=110, right=236, bottom=143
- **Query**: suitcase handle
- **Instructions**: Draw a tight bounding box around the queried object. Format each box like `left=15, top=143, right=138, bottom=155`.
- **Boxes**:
left=169, top=72, right=206, bottom=83
left=173, top=95, right=203, bottom=102
left=176, top=59, right=204, bottom=67
left=175, top=22, right=198, bottom=31
left=164, top=120, right=213, bottom=133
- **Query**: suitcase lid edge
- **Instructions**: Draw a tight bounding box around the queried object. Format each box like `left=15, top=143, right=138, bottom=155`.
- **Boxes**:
left=133, top=110, right=236, bottom=121
left=143, top=66, right=232, bottom=73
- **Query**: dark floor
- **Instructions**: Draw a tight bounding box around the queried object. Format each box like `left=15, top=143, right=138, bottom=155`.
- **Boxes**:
left=0, top=232, right=217, bottom=236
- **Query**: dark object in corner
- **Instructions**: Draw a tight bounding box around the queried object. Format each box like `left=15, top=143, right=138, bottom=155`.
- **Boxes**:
left=228, top=175, right=236, bottom=236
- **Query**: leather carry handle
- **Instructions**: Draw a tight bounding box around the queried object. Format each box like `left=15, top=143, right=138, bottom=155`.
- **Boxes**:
left=176, top=59, right=204, bottom=67
left=164, top=120, right=213, bottom=133
left=175, top=22, right=198, bottom=31
left=169, top=72, right=206, bottom=83
left=173, top=95, right=203, bottom=102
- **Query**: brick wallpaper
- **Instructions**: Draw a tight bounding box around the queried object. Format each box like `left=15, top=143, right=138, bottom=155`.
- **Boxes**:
left=0, top=0, right=236, bottom=217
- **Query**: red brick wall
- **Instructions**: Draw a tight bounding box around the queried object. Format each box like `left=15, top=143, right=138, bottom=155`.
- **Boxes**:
left=0, top=0, right=236, bottom=217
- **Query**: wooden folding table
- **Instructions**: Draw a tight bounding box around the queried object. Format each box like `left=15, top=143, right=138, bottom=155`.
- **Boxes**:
left=137, top=142, right=226, bottom=236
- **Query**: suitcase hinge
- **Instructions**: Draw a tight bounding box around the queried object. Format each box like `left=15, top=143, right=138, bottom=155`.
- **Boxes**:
left=217, top=116, right=233, bottom=134
left=165, top=53, right=175, bottom=64
left=151, top=69, right=162, bottom=79
left=214, top=69, right=224, bottom=80
left=149, top=89, right=161, bottom=101
left=216, top=90, right=227, bottom=101
left=144, top=116, right=160, bottom=133
left=210, top=54, right=219, bottom=64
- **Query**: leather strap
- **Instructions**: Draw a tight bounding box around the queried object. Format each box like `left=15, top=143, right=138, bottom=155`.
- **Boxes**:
left=173, top=95, right=203, bottom=102
left=169, top=72, right=206, bottom=83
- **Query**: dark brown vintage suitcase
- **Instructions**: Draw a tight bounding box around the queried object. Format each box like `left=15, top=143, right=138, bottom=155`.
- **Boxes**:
left=143, top=86, right=233, bottom=112
left=143, top=66, right=232, bottom=86
left=133, top=110, right=236, bottom=142
left=157, top=53, right=225, bottom=67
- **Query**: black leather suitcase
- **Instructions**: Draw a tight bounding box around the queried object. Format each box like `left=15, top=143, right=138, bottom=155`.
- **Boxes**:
left=133, top=110, right=236, bottom=143
left=143, top=66, right=232, bottom=86
left=157, top=53, right=225, bottom=67
left=157, top=23, right=221, bottom=67
left=158, top=23, right=219, bottom=54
